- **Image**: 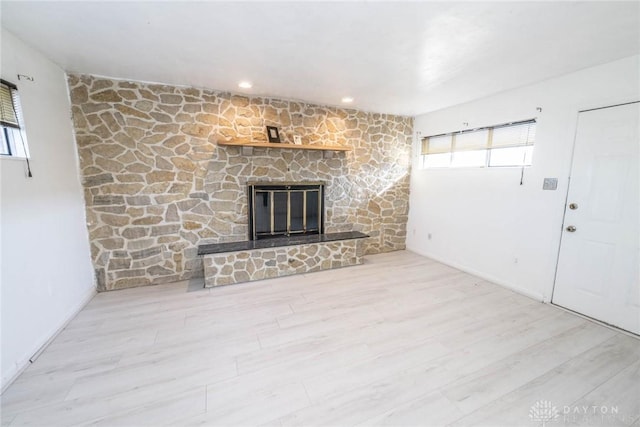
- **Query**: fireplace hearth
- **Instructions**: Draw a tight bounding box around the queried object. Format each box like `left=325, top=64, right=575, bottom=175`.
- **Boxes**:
left=199, top=181, right=367, bottom=287
left=248, top=182, right=324, bottom=240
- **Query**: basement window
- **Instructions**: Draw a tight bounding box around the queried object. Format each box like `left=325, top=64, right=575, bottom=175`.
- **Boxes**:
left=1, top=80, right=30, bottom=158
left=421, top=119, right=535, bottom=169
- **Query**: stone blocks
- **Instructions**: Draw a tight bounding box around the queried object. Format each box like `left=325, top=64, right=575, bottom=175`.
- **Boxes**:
left=69, top=74, right=413, bottom=291
left=202, top=239, right=364, bottom=288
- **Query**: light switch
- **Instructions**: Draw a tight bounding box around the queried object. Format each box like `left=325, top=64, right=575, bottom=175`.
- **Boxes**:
left=543, top=178, right=558, bottom=190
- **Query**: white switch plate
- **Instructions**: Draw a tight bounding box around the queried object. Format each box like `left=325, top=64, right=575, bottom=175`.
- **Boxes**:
left=543, top=178, right=558, bottom=190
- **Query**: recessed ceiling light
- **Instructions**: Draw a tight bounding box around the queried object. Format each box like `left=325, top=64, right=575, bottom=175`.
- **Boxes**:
left=341, top=96, right=354, bottom=103
left=238, top=81, right=253, bottom=89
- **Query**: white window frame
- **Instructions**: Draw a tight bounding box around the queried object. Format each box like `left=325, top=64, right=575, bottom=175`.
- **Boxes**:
left=420, top=119, right=536, bottom=169
left=1, top=79, right=30, bottom=159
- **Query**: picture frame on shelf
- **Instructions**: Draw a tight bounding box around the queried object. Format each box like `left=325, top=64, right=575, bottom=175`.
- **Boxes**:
left=266, top=126, right=281, bottom=143
left=293, top=135, right=302, bottom=145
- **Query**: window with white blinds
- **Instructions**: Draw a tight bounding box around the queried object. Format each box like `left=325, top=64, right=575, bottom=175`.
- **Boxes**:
left=489, top=121, right=535, bottom=167
left=1, top=79, right=30, bottom=158
left=1, top=81, right=20, bottom=128
left=420, top=119, right=536, bottom=168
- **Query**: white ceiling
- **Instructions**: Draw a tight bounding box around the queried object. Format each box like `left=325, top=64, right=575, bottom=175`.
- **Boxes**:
left=1, top=1, right=638, bottom=116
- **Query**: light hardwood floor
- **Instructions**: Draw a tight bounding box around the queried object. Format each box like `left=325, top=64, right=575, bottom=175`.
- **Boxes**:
left=2, top=251, right=639, bottom=426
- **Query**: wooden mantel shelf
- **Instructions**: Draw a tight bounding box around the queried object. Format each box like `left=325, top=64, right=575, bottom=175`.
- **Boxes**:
left=217, top=139, right=352, bottom=152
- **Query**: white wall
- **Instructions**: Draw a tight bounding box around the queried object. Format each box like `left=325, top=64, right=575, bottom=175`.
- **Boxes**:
left=0, top=30, right=95, bottom=390
left=407, top=55, right=639, bottom=302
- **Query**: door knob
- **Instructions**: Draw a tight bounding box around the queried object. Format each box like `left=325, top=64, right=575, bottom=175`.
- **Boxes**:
left=566, top=225, right=576, bottom=232
left=569, top=203, right=578, bottom=210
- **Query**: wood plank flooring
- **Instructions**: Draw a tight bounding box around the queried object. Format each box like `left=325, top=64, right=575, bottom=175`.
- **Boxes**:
left=2, top=251, right=638, bottom=426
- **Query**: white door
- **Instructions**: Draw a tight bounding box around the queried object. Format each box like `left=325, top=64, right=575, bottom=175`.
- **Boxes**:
left=553, top=102, right=639, bottom=335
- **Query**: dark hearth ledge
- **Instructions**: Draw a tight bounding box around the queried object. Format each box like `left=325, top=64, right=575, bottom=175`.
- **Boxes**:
left=197, top=231, right=369, bottom=256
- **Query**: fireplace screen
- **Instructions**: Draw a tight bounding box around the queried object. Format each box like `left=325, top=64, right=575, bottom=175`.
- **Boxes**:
left=248, top=182, right=324, bottom=240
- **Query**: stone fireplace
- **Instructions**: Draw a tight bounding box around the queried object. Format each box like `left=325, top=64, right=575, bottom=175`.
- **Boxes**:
left=68, top=74, right=413, bottom=291
left=248, top=182, right=324, bottom=240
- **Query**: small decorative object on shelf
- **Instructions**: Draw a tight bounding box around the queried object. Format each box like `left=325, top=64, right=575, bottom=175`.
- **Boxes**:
left=293, top=135, right=302, bottom=145
left=266, top=126, right=281, bottom=143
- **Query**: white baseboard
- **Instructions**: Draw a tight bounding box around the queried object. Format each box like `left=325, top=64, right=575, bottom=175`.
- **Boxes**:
left=406, top=248, right=545, bottom=303
left=1, top=286, right=97, bottom=393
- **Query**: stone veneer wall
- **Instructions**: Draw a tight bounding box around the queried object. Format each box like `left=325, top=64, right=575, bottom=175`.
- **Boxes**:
left=203, top=240, right=363, bottom=287
left=68, top=74, right=413, bottom=291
